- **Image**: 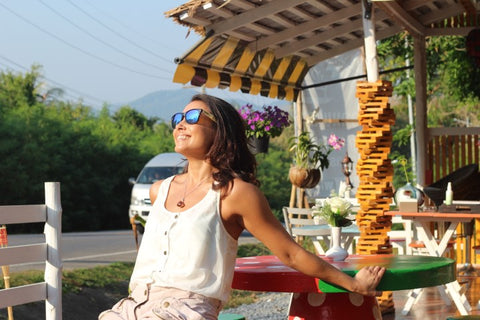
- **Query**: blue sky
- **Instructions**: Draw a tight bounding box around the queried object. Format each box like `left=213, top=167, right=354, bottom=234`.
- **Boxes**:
left=0, top=0, right=282, bottom=109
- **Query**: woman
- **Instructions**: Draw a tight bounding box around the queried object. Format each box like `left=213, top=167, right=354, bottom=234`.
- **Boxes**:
left=99, top=94, right=385, bottom=320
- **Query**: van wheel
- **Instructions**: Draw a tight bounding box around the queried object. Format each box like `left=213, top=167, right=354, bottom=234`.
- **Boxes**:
left=136, top=223, right=145, bottom=235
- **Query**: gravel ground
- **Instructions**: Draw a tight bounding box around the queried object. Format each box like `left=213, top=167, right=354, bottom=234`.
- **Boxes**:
left=220, top=292, right=291, bottom=320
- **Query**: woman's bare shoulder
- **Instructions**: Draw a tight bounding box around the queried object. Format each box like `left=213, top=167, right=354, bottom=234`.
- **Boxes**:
left=229, top=177, right=261, bottom=196
left=149, top=175, right=179, bottom=204
left=223, top=178, right=267, bottom=210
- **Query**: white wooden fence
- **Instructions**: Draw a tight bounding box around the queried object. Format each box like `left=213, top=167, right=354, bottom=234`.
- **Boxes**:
left=0, top=182, right=62, bottom=320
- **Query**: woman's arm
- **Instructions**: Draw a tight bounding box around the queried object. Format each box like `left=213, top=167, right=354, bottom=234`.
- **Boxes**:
left=222, top=179, right=385, bottom=296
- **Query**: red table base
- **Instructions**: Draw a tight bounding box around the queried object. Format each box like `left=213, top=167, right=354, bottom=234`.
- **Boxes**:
left=288, top=292, right=381, bottom=320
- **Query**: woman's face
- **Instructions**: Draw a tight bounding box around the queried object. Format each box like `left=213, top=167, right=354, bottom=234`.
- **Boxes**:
left=173, top=100, right=216, bottom=158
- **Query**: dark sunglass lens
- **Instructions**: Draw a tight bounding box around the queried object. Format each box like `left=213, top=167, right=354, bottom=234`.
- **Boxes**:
left=185, top=109, right=201, bottom=124
left=171, top=113, right=184, bottom=128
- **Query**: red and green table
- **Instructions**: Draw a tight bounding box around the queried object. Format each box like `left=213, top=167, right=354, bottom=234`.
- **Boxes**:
left=232, top=254, right=456, bottom=320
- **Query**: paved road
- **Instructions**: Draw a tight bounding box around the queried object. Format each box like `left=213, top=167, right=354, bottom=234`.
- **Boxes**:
left=6, top=229, right=259, bottom=272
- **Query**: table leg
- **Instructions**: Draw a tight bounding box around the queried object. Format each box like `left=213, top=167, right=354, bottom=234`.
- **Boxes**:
left=415, top=220, right=457, bottom=257
left=458, top=221, right=478, bottom=276
left=444, top=281, right=472, bottom=315
left=288, top=292, right=381, bottom=320
left=312, top=240, right=325, bottom=255
left=402, top=281, right=454, bottom=316
left=404, top=219, right=472, bottom=315
left=458, top=234, right=477, bottom=275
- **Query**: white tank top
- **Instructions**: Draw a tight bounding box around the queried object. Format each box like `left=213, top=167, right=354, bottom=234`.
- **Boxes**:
left=130, top=176, right=238, bottom=302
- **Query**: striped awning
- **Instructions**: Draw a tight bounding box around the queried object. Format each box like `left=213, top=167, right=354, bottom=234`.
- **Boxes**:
left=173, top=34, right=311, bottom=102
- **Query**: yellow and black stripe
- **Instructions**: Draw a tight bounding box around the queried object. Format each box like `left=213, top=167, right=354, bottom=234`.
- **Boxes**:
left=173, top=35, right=310, bottom=101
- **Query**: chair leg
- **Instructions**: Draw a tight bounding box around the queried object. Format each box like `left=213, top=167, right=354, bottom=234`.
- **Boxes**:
left=401, top=288, right=423, bottom=315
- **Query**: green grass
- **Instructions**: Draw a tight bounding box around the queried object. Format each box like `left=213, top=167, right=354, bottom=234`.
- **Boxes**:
left=0, top=262, right=134, bottom=294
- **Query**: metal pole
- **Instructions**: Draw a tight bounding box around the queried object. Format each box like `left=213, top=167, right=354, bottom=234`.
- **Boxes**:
left=405, top=37, right=417, bottom=182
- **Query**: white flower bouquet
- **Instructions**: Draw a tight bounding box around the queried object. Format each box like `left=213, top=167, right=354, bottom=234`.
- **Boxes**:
left=312, top=197, right=354, bottom=227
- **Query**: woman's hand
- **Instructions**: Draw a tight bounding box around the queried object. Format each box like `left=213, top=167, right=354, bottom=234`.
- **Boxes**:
left=353, top=266, right=385, bottom=296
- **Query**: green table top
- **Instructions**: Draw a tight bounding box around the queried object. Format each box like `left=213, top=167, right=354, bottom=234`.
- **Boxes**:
left=317, top=255, right=456, bottom=293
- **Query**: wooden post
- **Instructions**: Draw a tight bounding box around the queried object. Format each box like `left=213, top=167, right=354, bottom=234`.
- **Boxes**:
left=362, top=0, right=379, bottom=82
left=291, top=88, right=306, bottom=209
left=44, top=182, right=62, bottom=320
left=413, top=35, right=427, bottom=186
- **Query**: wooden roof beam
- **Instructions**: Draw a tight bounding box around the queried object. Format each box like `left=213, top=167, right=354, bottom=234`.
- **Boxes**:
left=275, top=19, right=363, bottom=58
left=427, top=26, right=476, bottom=36
left=421, top=3, right=467, bottom=25
left=305, top=25, right=402, bottom=66
left=305, top=0, right=334, bottom=14
left=274, top=10, right=389, bottom=58
left=205, top=0, right=307, bottom=35
left=375, top=1, right=426, bottom=37
left=249, top=3, right=362, bottom=51
left=201, top=2, right=233, bottom=19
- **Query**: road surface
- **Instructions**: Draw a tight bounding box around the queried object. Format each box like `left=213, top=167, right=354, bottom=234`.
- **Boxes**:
left=6, top=229, right=259, bottom=272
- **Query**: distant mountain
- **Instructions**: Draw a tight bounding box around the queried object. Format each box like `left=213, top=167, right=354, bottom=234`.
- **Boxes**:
left=126, top=88, right=200, bottom=122
left=110, top=88, right=292, bottom=122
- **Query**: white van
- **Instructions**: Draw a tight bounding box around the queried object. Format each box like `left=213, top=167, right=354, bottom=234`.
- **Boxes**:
left=128, top=152, right=186, bottom=232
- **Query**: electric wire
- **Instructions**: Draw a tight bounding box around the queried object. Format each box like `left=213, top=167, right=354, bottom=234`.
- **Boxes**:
left=66, top=0, right=174, bottom=64
left=81, top=0, right=173, bottom=51
left=36, top=0, right=172, bottom=74
left=0, top=54, right=106, bottom=106
left=0, top=2, right=172, bottom=81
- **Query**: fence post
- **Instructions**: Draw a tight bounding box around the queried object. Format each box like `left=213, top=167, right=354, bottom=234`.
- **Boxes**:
left=44, top=182, right=62, bottom=320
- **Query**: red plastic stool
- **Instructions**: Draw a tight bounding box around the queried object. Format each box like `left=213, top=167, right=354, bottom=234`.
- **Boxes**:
left=288, top=292, right=381, bottom=320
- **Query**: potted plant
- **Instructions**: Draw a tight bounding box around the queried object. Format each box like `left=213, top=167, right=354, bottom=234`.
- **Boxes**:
left=311, top=197, right=354, bottom=261
left=288, top=131, right=344, bottom=188
left=238, top=104, right=291, bottom=153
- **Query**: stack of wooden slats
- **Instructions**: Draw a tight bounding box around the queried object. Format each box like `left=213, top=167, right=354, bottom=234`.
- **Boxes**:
left=355, top=80, right=396, bottom=313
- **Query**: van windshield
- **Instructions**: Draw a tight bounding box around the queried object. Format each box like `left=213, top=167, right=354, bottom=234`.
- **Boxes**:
left=136, top=166, right=184, bottom=184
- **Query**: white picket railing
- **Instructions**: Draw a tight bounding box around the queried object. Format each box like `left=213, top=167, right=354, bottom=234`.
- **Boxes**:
left=0, top=182, right=62, bottom=320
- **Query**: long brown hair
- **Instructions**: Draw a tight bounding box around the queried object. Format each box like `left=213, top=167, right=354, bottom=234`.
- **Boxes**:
left=189, top=94, right=259, bottom=195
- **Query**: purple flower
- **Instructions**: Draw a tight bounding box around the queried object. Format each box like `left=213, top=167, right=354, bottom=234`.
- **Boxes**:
left=238, top=104, right=291, bottom=138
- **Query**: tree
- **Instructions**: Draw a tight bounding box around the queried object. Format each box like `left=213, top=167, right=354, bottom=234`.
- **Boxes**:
left=0, top=65, right=42, bottom=111
left=377, top=32, right=480, bottom=187
left=378, top=33, right=480, bottom=127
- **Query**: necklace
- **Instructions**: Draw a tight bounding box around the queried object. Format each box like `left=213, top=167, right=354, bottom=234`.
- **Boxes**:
left=176, top=175, right=210, bottom=208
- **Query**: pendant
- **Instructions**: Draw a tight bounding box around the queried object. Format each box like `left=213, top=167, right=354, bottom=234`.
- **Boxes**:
left=176, top=200, right=185, bottom=208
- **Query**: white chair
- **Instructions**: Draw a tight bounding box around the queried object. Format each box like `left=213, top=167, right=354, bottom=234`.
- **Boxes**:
left=388, top=215, right=414, bottom=255
left=283, top=207, right=314, bottom=234
left=283, top=207, right=328, bottom=254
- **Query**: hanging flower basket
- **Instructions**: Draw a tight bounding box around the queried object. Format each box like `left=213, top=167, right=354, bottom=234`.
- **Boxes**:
left=238, top=104, right=291, bottom=153
left=248, top=136, right=270, bottom=154
left=288, top=166, right=321, bottom=189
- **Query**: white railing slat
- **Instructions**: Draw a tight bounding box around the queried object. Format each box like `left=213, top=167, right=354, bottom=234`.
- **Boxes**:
left=0, top=283, right=47, bottom=308
left=0, top=204, right=46, bottom=224
left=0, top=182, right=62, bottom=320
left=0, top=243, right=47, bottom=265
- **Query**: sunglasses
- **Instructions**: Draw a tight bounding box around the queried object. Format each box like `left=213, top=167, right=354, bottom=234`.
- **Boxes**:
left=171, top=108, right=216, bottom=129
